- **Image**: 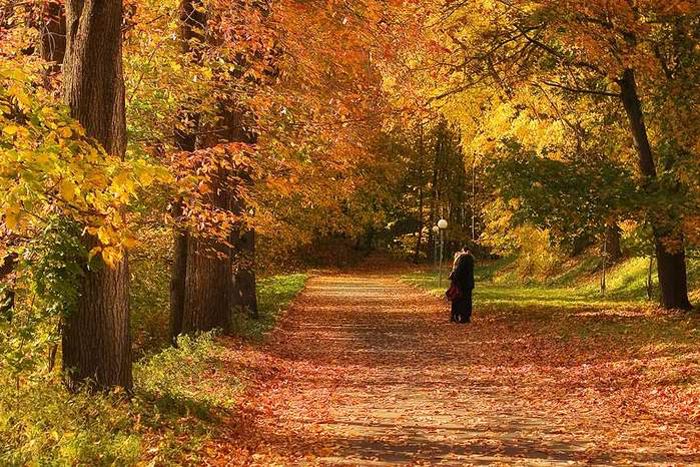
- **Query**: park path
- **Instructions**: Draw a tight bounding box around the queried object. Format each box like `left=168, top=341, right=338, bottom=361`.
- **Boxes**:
left=212, top=266, right=700, bottom=466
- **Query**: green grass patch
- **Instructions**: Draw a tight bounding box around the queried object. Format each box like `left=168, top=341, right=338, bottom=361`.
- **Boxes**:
left=0, top=333, right=232, bottom=466
left=406, top=256, right=700, bottom=308
left=403, top=258, right=700, bottom=374
left=229, top=273, right=308, bottom=342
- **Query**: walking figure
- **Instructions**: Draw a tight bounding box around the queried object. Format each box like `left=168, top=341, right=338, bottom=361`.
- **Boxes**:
left=447, top=246, right=475, bottom=323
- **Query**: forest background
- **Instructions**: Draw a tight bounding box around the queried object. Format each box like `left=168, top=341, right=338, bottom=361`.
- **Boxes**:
left=1, top=0, right=700, bottom=464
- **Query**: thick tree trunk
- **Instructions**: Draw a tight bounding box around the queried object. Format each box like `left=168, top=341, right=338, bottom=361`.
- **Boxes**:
left=221, top=103, right=259, bottom=319
left=61, top=0, right=131, bottom=392
left=182, top=223, right=232, bottom=333
left=181, top=243, right=232, bottom=332
left=619, top=69, right=691, bottom=310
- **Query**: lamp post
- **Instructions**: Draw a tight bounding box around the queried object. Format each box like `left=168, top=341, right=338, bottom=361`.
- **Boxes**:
left=432, top=225, right=440, bottom=273
left=437, top=219, right=448, bottom=288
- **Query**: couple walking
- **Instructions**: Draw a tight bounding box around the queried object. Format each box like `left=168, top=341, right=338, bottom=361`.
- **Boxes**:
left=447, top=246, right=474, bottom=323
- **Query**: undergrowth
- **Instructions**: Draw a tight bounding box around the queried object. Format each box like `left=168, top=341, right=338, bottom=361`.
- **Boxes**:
left=0, top=273, right=308, bottom=466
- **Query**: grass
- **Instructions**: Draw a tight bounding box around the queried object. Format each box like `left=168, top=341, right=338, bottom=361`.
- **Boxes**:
left=229, top=273, right=308, bottom=342
left=406, top=255, right=700, bottom=308
left=403, top=256, right=700, bottom=354
left=0, top=273, right=308, bottom=466
left=403, top=257, right=700, bottom=404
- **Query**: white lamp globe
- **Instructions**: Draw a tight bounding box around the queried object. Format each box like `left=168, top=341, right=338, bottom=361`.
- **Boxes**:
left=432, top=226, right=440, bottom=233
left=438, top=219, right=448, bottom=230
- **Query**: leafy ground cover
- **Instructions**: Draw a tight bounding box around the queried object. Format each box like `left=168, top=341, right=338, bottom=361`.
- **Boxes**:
left=0, top=273, right=307, bottom=466
left=203, top=266, right=700, bottom=464
left=4, top=260, right=700, bottom=465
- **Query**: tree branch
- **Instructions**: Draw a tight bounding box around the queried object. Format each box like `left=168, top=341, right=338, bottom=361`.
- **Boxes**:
left=542, top=81, right=620, bottom=98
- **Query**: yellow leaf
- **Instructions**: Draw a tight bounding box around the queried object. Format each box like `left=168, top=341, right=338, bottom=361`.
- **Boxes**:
left=5, top=211, right=18, bottom=230
left=2, top=125, right=18, bottom=136
left=88, top=246, right=102, bottom=260
left=59, top=180, right=77, bottom=202
left=101, top=247, right=122, bottom=268
left=4, top=204, right=20, bottom=230
left=122, top=236, right=138, bottom=250
left=96, top=226, right=113, bottom=246
left=59, top=126, right=72, bottom=138
left=138, top=169, right=153, bottom=186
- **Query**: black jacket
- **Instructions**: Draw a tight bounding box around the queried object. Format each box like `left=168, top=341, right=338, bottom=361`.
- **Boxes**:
left=449, top=253, right=475, bottom=291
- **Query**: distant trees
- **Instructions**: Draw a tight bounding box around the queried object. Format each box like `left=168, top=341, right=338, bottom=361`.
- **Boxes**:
left=388, top=0, right=700, bottom=309
left=368, top=118, right=480, bottom=260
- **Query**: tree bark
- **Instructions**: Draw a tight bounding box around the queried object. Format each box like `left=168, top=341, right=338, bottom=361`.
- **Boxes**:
left=181, top=164, right=232, bottom=334
left=180, top=100, right=240, bottom=334
left=220, top=102, right=259, bottom=320
left=61, top=0, right=132, bottom=392
left=231, top=228, right=258, bottom=319
left=169, top=0, right=207, bottom=341
left=413, top=124, right=425, bottom=264
left=169, top=199, right=188, bottom=341
left=181, top=237, right=232, bottom=333
left=0, top=253, right=17, bottom=322
left=605, top=224, right=623, bottom=263
left=618, top=68, right=691, bottom=310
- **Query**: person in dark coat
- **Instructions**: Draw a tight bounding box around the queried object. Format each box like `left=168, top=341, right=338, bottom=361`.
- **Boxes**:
left=448, top=247, right=475, bottom=323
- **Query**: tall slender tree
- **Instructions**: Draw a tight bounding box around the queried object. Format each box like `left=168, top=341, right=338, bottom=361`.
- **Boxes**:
left=170, top=0, right=207, bottom=341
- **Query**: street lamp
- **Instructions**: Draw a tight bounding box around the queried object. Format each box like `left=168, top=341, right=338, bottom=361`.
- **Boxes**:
left=432, top=225, right=440, bottom=270
left=438, top=219, right=448, bottom=288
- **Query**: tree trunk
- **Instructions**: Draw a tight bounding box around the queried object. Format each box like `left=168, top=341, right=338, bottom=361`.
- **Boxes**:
left=169, top=200, right=188, bottom=341
left=413, top=124, right=425, bottom=264
left=169, top=0, right=207, bottom=341
left=571, top=234, right=593, bottom=257
left=181, top=235, right=232, bottom=333
left=220, top=102, right=259, bottom=320
left=231, top=228, right=258, bottom=319
left=605, top=225, right=623, bottom=263
left=61, top=0, right=131, bottom=392
left=618, top=69, right=691, bottom=310
left=181, top=160, right=233, bottom=333
left=0, top=253, right=17, bottom=322
left=414, top=186, right=424, bottom=263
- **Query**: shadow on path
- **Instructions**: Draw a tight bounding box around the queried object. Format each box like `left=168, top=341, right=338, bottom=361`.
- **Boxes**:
left=226, top=267, right=700, bottom=466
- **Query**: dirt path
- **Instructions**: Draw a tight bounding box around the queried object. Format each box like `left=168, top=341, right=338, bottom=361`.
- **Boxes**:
left=218, top=270, right=700, bottom=466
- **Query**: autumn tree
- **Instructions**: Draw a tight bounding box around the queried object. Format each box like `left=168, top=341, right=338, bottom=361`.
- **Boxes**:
left=169, top=0, right=263, bottom=336
left=61, top=0, right=132, bottom=391
left=392, top=0, right=700, bottom=309
left=169, top=0, right=207, bottom=340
